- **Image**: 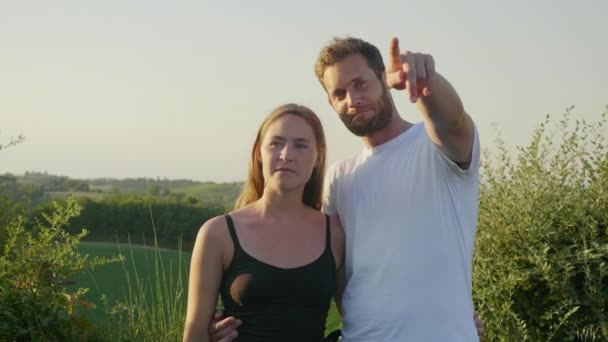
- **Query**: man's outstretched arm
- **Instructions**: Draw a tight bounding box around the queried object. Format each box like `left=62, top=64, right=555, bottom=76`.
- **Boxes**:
left=385, top=37, right=475, bottom=168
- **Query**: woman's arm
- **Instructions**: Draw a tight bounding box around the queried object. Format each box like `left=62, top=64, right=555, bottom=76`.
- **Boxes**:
left=330, top=214, right=346, bottom=317
left=183, top=216, right=227, bottom=342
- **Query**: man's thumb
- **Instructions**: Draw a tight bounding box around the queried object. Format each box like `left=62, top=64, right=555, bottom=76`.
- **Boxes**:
left=386, top=70, right=405, bottom=89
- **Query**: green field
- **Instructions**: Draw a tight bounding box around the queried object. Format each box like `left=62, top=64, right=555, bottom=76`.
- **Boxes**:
left=75, top=241, right=342, bottom=336
left=75, top=242, right=188, bottom=319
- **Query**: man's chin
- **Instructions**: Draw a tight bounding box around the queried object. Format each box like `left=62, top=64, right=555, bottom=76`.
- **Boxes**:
left=346, top=125, right=374, bottom=137
left=342, top=111, right=390, bottom=136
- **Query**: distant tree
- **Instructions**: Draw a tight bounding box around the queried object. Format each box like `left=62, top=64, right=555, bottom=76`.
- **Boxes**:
left=148, top=185, right=161, bottom=196
left=0, top=134, right=25, bottom=152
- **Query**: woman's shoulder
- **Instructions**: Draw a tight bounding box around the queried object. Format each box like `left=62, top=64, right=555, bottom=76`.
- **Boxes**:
left=309, top=209, right=344, bottom=247
left=301, top=207, right=343, bottom=236
left=197, top=215, right=230, bottom=244
left=328, top=214, right=345, bottom=243
left=224, top=205, right=258, bottom=227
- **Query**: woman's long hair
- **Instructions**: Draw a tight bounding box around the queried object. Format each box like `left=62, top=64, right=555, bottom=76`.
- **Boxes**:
left=234, top=103, right=327, bottom=210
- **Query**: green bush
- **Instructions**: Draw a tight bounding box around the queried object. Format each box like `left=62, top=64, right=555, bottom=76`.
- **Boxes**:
left=0, top=195, right=24, bottom=248
left=0, top=197, right=119, bottom=341
left=474, top=106, right=608, bottom=341
left=31, top=193, right=224, bottom=251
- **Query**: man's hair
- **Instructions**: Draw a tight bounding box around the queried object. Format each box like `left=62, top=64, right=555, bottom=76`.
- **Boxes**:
left=314, top=37, right=385, bottom=89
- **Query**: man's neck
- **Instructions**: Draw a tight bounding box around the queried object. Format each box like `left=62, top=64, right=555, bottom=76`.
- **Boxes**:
left=362, top=111, right=413, bottom=148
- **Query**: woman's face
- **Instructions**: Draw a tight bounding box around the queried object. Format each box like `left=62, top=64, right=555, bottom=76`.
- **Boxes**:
left=259, top=114, right=319, bottom=193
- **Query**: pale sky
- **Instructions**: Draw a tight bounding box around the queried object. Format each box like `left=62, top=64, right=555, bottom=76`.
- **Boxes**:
left=1, top=0, right=606, bottom=182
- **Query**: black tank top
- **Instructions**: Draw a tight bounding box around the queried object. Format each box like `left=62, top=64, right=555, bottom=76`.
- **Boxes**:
left=219, top=214, right=336, bottom=342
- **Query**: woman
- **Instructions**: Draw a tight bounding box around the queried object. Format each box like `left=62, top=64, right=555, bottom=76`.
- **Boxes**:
left=183, top=103, right=345, bottom=342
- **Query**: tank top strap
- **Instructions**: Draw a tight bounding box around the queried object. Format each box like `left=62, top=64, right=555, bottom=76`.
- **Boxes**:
left=325, top=214, right=331, bottom=251
left=224, top=214, right=243, bottom=252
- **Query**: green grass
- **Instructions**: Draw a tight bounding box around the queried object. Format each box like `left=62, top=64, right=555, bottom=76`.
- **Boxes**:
left=75, top=241, right=342, bottom=338
left=74, top=241, right=189, bottom=321
left=325, top=301, right=342, bottom=334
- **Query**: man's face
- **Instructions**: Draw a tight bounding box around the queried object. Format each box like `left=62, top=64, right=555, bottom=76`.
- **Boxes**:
left=322, top=54, right=393, bottom=137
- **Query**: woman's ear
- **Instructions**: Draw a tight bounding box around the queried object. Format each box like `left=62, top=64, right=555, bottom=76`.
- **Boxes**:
left=315, top=148, right=325, bottom=168
left=255, top=146, right=262, bottom=165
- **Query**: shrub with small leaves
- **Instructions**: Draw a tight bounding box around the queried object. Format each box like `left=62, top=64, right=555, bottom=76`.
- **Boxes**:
left=0, top=196, right=120, bottom=341
left=474, top=106, right=608, bottom=341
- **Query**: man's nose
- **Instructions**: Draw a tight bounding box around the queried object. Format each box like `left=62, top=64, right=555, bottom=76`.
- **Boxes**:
left=347, top=91, right=363, bottom=108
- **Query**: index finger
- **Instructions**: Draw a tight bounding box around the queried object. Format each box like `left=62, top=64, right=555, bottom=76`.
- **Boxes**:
left=212, top=316, right=238, bottom=332
left=389, top=37, right=401, bottom=70
left=403, top=60, right=418, bottom=102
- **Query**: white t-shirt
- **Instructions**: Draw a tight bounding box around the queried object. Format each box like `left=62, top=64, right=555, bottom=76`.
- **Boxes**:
left=323, top=122, right=481, bottom=342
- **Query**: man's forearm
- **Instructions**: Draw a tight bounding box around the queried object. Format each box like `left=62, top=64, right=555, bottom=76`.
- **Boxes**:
left=417, top=73, right=467, bottom=132
left=416, top=73, right=474, bottom=164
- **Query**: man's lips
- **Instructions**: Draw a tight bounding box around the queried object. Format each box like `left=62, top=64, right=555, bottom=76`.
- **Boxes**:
left=349, top=106, right=373, bottom=117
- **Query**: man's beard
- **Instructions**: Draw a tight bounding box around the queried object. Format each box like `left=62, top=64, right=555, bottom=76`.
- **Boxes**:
left=339, top=88, right=393, bottom=137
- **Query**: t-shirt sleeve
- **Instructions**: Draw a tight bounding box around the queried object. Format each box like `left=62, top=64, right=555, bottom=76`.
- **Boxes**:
left=430, top=123, right=481, bottom=177
left=322, top=164, right=338, bottom=215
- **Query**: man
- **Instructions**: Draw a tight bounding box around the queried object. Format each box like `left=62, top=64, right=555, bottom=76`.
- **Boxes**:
left=210, top=36, right=482, bottom=341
